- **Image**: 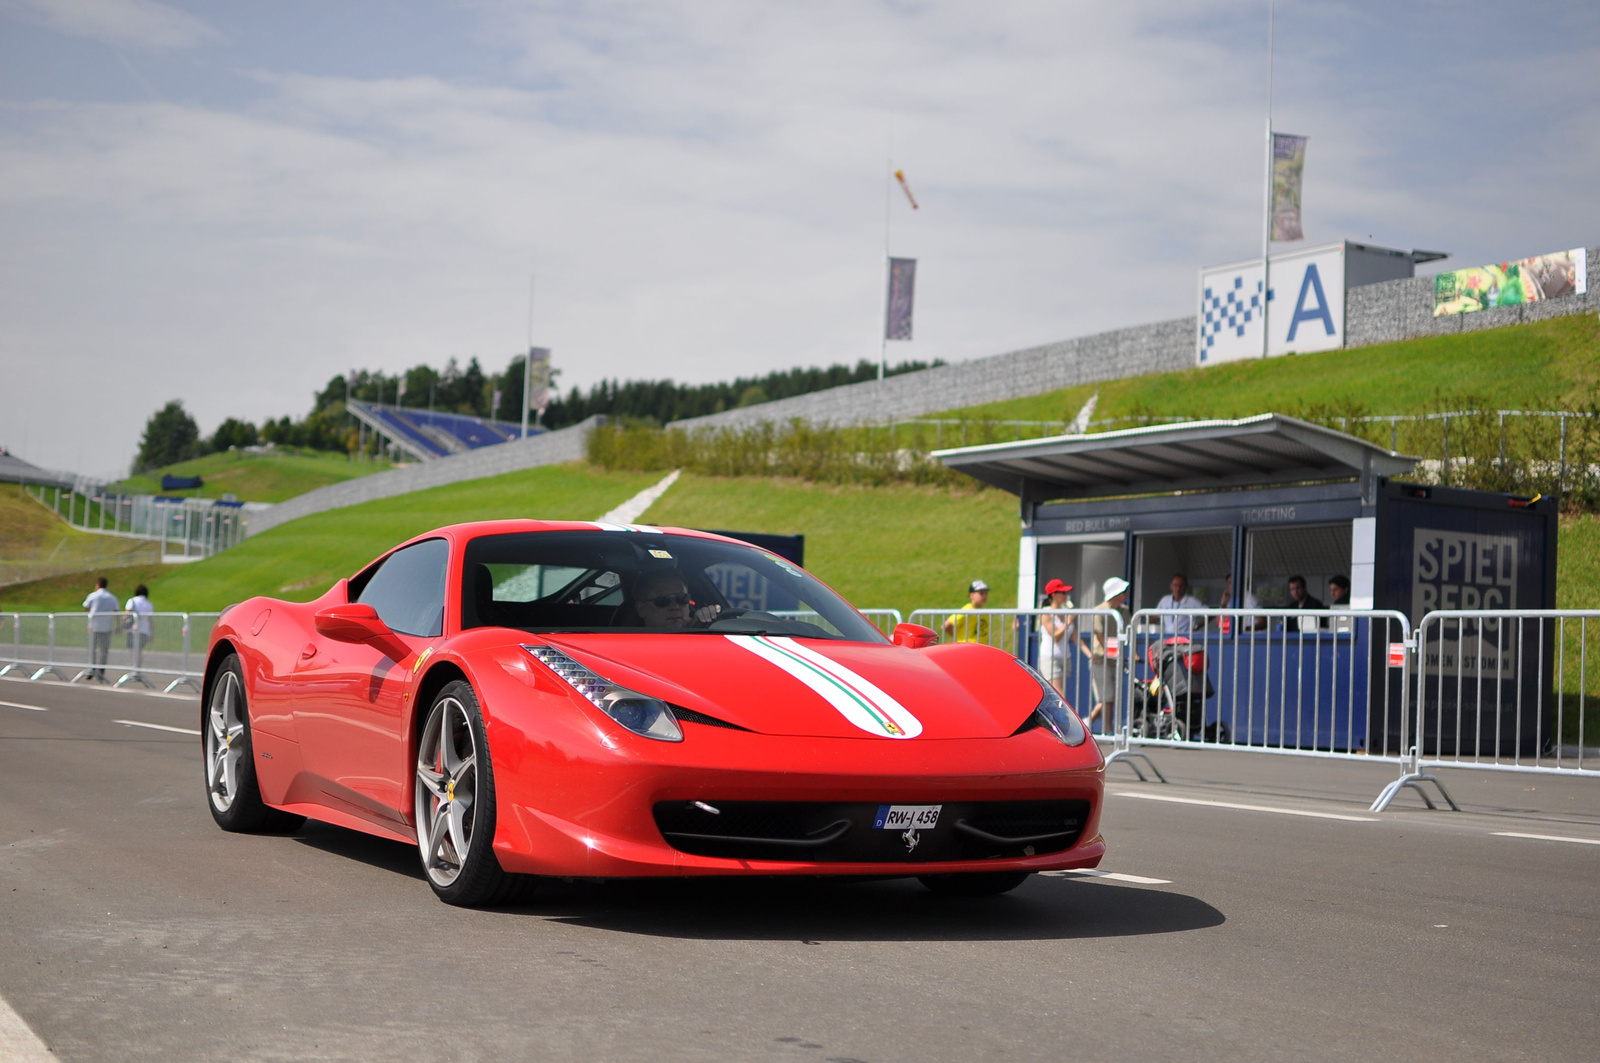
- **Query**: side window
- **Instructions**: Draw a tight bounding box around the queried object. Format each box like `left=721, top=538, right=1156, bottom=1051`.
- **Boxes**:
left=356, top=538, right=450, bottom=637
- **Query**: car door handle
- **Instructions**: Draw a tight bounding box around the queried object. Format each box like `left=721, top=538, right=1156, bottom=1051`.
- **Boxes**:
left=300, top=643, right=318, bottom=660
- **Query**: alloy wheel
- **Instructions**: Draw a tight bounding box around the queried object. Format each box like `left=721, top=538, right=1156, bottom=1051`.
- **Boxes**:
left=415, top=696, right=479, bottom=888
left=205, top=670, right=246, bottom=812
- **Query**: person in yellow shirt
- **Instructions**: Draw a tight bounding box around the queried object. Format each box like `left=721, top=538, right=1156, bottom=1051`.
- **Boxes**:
left=943, top=580, right=991, bottom=644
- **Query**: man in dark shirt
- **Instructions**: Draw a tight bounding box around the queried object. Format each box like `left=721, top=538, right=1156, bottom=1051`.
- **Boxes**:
left=1287, top=575, right=1325, bottom=611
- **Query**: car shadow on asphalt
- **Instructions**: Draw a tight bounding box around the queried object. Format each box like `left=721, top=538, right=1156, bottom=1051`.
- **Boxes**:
left=518, top=876, right=1224, bottom=942
left=292, top=823, right=427, bottom=881
left=285, top=824, right=1224, bottom=941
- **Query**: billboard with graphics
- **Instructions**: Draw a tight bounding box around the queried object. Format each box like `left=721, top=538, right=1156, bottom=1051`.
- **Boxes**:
left=1197, top=243, right=1346, bottom=364
left=1432, top=247, right=1586, bottom=316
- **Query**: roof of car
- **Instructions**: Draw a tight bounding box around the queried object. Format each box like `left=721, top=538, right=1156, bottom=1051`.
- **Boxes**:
left=395, top=520, right=744, bottom=548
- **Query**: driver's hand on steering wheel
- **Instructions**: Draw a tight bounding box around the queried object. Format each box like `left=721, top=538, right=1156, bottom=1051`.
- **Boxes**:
left=692, top=603, right=722, bottom=624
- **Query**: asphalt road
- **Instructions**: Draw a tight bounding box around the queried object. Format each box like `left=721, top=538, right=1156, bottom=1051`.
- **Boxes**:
left=1, top=675, right=1596, bottom=1062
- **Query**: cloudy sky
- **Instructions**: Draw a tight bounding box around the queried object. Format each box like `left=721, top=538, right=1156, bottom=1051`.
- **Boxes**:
left=2, top=0, right=1597, bottom=475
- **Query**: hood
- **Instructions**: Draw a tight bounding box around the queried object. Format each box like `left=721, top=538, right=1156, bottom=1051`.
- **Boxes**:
left=539, top=633, right=1041, bottom=740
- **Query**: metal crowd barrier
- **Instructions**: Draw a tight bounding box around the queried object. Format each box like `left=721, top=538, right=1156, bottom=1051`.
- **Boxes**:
left=909, top=606, right=1418, bottom=798
left=857, top=609, right=904, bottom=635
left=1370, top=609, right=1600, bottom=811
left=1121, top=606, right=1414, bottom=764
left=0, top=612, right=219, bottom=694
left=904, top=606, right=1150, bottom=774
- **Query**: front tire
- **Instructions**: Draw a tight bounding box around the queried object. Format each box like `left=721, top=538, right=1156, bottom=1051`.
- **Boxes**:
left=918, top=871, right=1032, bottom=896
left=414, top=681, right=518, bottom=907
left=203, top=654, right=304, bottom=833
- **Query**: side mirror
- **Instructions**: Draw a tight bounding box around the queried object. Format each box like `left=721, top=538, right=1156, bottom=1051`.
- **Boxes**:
left=892, top=622, right=938, bottom=649
left=314, top=603, right=410, bottom=659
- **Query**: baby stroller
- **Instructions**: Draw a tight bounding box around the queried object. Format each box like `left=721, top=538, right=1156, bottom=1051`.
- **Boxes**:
left=1130, top=637, right=1220, bottom=741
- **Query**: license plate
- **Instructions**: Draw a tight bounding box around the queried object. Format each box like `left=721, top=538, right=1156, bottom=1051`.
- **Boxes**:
left=873, top=804, right=941, bottom=831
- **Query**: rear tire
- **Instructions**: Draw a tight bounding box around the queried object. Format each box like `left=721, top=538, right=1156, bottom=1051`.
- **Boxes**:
left=414, top=680, right=519, bottom=907
left=917, top=871, right=1032, bottom=896
left=203, top=654, right=305, bottom=833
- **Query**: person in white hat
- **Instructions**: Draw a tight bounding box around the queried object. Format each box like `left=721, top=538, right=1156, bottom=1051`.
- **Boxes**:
left=1084, top=577, right=1131, bottom=730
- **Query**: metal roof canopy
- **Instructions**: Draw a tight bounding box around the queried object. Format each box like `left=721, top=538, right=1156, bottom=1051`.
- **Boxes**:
left=933, top=414, right=1417, bottom=505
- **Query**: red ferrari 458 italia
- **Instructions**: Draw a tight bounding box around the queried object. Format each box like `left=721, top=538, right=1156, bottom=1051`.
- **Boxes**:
left=202, top=521, right=1105, bottom=905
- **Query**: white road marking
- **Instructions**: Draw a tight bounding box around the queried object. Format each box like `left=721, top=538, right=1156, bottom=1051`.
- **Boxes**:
left=114, top=719, right=201, bottom=736
left=1040, top=868, right=1172, bottom=885
left=1492, top=831, right=1600, bottom=847
left=0, top=991, right=54, bottom=1062
left=1114, top=790, right=1377, bottom=822
left=595, top=469, right=681, bottom=524
left=0, top=699, right=47, bottom=712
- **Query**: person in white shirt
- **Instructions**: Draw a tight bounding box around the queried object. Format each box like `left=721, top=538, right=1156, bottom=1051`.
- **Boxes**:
left=1037, top=579, right=1076, bottom=696
left=1156, top=573, right=1204, bottom=638
left=124, top=584, right=155, bottom=671
left=82, top=576, right=119, bottom=681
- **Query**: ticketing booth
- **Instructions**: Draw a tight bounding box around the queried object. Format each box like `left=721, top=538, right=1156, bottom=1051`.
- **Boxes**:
left=935, top=415, right=1560, bottom=754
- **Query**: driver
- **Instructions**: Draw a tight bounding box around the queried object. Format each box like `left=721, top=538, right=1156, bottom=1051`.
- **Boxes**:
left=632, top=572, right=722, bottom=629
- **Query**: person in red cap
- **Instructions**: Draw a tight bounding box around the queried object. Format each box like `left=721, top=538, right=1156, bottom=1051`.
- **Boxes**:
left=1039, top=578, right=1076, bottom=696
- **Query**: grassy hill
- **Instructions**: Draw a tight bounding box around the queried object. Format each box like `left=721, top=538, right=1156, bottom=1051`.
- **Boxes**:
left=5, top=466, right=1598, bottom=617
left=942, top=314, right=1600, bottom=425
left=0, top=487, right=162, bottom=592
left=644, top=474, right=1019, bottom=617
left=0, top=468, right=1020, bottom=615
left=112, top=449, right=391, bottom=503
left=70, top=463, right=661, bottom=612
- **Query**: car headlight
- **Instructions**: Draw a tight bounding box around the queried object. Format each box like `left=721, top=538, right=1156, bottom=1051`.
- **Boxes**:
left=1015, top=659, right=1087, bottom=746
left=524, top=644, right=683, bottom=742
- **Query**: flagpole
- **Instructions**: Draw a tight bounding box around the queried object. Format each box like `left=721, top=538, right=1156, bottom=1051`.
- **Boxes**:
left=880, top=155, right=892, bottom=382
left=1261, top=0, right=1274, bottom=359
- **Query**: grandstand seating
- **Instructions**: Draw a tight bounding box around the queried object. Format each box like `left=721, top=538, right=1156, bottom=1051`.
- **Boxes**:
left=347, top=401, right=541, bottom=461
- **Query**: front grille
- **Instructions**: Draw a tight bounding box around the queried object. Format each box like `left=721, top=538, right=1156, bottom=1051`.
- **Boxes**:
left=652, top=799, right=1089, bottom=863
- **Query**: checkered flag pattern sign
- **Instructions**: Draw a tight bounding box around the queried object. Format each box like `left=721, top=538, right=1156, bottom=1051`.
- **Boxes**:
left=1199, top=275, right=1263, bottom=359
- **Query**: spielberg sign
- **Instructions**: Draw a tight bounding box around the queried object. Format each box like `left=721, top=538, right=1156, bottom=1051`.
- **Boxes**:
left=1413, top=528, right=1518, bottom=678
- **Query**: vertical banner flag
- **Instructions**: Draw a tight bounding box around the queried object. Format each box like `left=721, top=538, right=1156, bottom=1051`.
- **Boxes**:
left=526, top=347, right=552, bottom=414
left=885, top=258, right=916, bottom=341
left=1271, top=133, right=1307, bottom=242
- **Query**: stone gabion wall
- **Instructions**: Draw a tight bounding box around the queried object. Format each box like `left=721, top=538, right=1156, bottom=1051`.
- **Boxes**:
left=681, top=244, right=1596, bottom=433
left=674, top=315, right=1198, bottom=432
left=1345, top=245, right=1598, bottom=348
left=245, top=417, right=597, bottom=536
left=243, top=245, right=1595, bottom=534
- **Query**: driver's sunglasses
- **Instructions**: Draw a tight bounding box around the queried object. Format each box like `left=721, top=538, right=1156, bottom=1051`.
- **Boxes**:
left=649, top=594, right=692, bottom=608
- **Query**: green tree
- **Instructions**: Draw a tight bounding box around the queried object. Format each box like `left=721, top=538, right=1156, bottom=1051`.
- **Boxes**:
left=210, top=417, right=258, bottom=451
left=135, top=400, right=201, bottom=471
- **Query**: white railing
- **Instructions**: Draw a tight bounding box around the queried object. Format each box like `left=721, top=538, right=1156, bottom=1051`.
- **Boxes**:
left=9, top=600, right=1590, bottom=812
left=17, top=483, right=254, bottom=560
left=911, top=605, right=1418, bottom=798
left=0, top=612, right=220, bottom=694
left=1369, top=610, right=1600, bottom=811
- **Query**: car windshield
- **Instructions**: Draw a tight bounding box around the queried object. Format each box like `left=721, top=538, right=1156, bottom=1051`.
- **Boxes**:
left=459, top=530, right=888, bottom=642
